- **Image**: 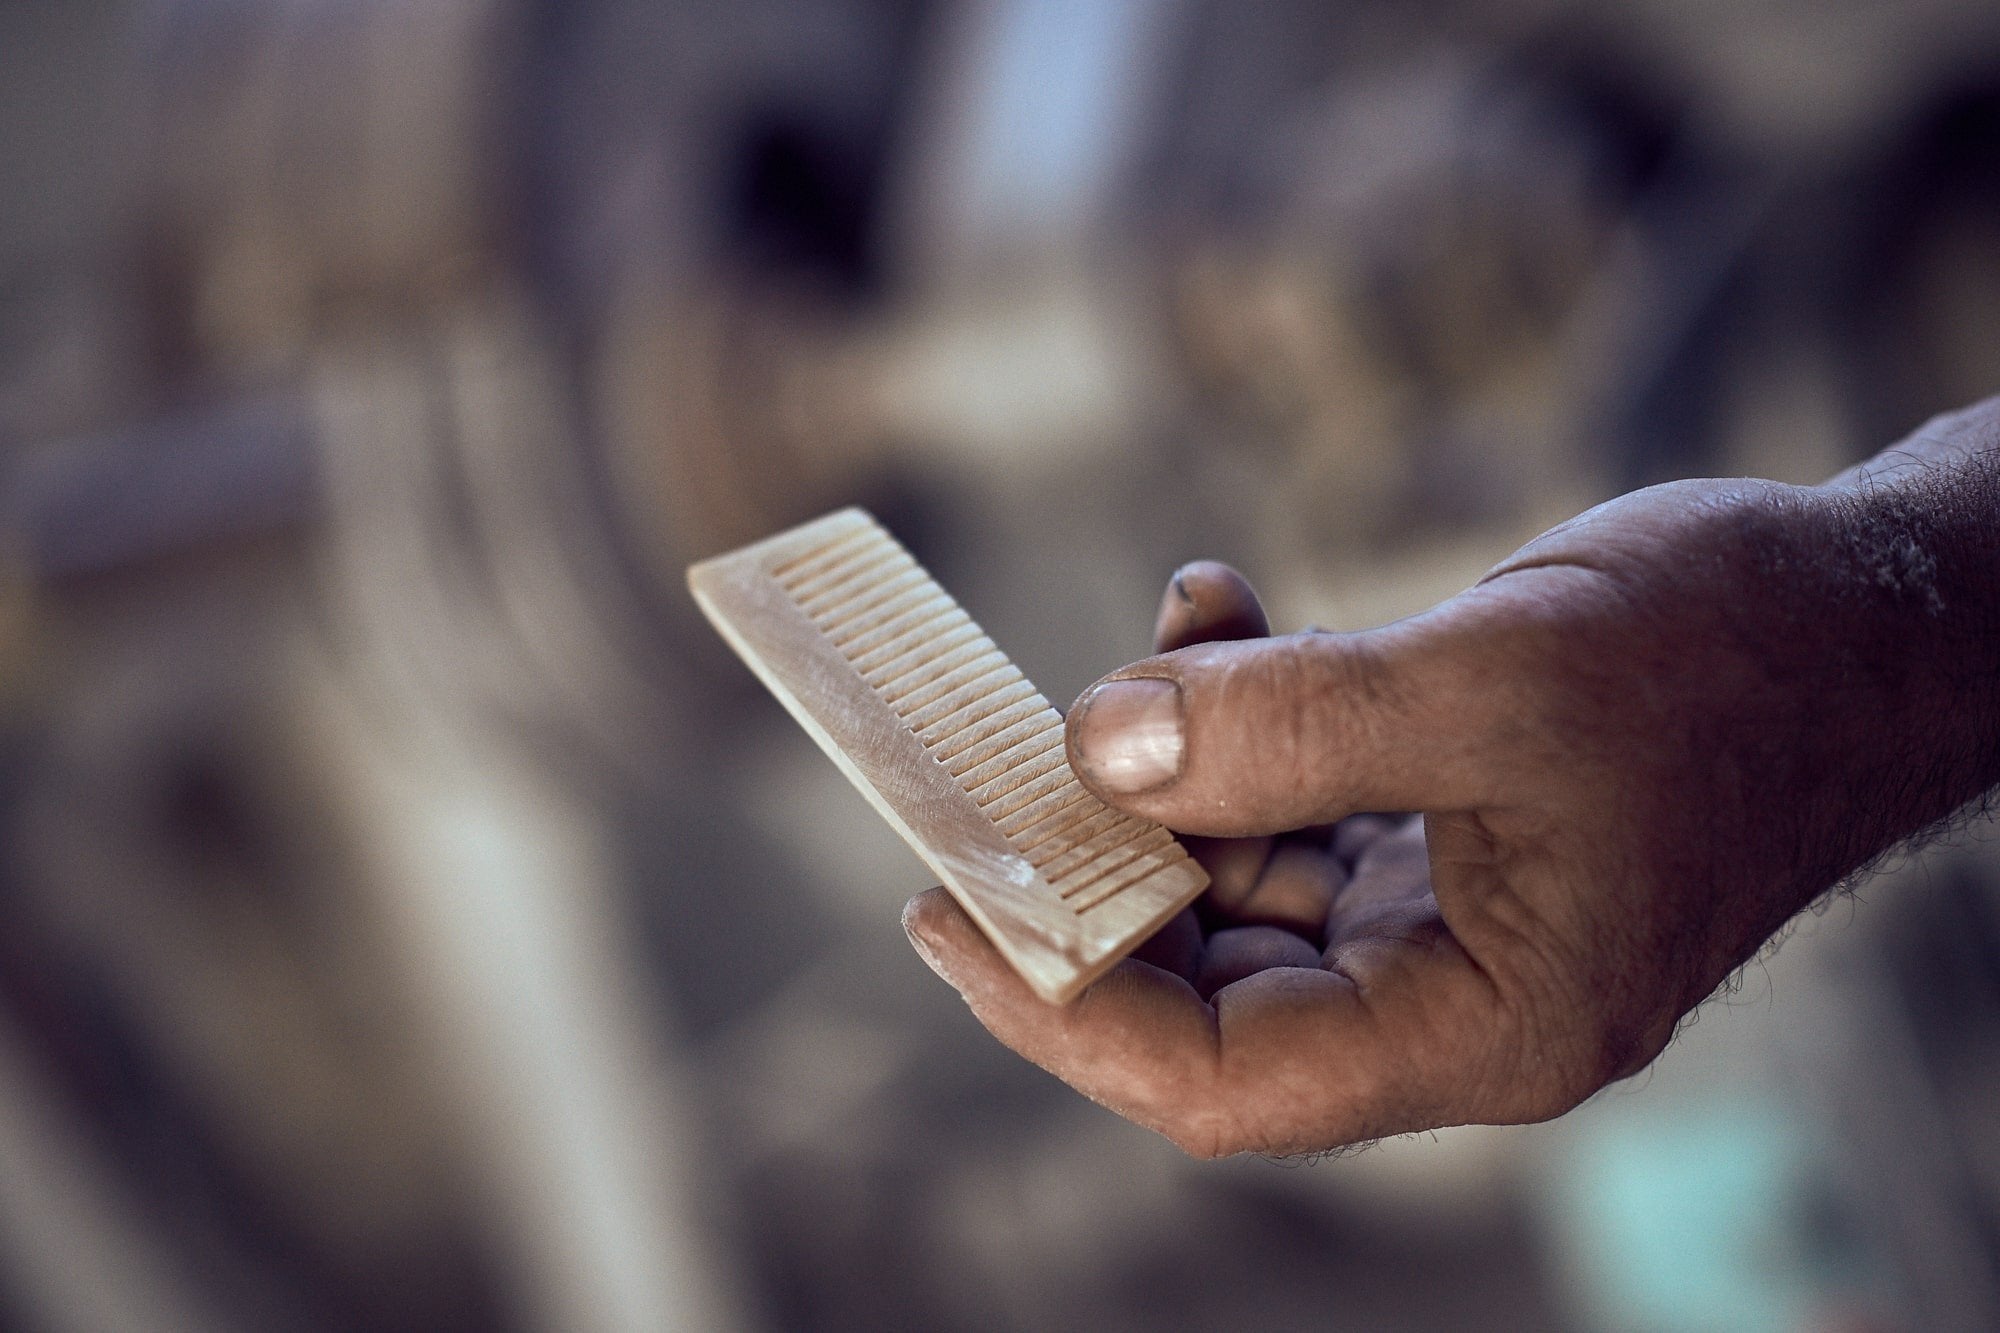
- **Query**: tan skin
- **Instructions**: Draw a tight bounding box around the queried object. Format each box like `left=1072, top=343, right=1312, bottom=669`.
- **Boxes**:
left=904, top=398, right=2000, bottom=1158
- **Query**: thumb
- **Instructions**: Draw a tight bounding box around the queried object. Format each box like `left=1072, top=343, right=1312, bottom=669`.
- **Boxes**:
left=1064, top=611, right=1503, bottom=836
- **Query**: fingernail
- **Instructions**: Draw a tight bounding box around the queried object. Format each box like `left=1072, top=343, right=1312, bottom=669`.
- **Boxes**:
left=1072, top=678, right=1183, bottom=793
left=901, top=900, right=947, bottom=975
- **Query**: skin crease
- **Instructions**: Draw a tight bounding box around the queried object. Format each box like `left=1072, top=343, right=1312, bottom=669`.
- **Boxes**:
left=903, top=398, right=2000, bottom=1159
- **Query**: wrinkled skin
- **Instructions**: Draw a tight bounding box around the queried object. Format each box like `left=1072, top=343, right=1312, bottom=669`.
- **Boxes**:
left=904, top=403, right=2000, bottom=1158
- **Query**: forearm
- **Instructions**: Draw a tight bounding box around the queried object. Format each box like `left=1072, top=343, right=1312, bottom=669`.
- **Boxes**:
left=1823, top=394, right=2000, bottom=491
left=1803, top=397, right=2000, bottom=875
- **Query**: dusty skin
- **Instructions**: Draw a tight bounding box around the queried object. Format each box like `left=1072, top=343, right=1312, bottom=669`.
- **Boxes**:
left=905, top=399, right=2000, bottom=1159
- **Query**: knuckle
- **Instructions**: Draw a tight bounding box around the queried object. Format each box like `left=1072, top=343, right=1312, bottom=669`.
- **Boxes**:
left=1248, top=637, right=1317, bottom=762
left=1164, top=1110, right=1239, bottom=1160
left=1265, top=634, right=1365, bottom=780
left=1158, top=1077, right=1252, bottom=1159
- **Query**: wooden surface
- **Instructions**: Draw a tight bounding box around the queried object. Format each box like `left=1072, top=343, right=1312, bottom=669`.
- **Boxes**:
left=688, top=508, right=1208, bottom=1004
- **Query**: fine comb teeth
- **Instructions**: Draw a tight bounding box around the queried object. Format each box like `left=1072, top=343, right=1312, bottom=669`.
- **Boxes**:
left=688, top=507, right=1208, bottom=1004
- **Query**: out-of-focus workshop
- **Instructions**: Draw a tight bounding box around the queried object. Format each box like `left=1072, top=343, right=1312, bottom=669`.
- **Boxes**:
left=3, top=2, right=2000, bottom=1329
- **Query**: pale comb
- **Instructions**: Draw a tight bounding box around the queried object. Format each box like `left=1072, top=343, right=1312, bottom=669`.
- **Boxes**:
left=689, top=508, right=1208, bottom=1004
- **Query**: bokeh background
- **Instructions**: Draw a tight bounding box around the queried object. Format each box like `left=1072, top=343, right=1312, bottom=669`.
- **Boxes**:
left=5, top=1, right=2000, bottom=1329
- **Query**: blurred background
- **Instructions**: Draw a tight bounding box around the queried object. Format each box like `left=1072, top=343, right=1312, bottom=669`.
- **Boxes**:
left=5, top=0, right=2000, bottom=1328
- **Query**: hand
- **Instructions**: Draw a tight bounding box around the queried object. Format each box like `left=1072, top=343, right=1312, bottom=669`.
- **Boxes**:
left=904, top=461, right=2000, bottom=1158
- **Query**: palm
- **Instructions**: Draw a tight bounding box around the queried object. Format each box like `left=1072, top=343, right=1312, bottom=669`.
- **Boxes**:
left=1134, top=563, right=1448, bottom=1018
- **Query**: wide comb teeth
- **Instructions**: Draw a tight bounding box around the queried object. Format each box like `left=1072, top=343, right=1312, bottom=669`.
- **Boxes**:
left=690, top=509, right=1208, bottom=1004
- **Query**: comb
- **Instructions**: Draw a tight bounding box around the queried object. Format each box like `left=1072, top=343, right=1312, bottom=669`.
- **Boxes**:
left=688, top=508, right=1208, bottom=1004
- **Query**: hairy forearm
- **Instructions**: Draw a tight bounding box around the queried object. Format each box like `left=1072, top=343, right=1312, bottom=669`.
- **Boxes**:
left=1823, top=394, right=2000, bottom=492
left=1807, top=397, right=2000, bottom=874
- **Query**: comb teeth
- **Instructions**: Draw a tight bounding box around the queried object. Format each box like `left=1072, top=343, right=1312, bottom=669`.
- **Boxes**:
left=693, top=509, right=1208, bottom=1004
left=785, top=521, right=1184, bottom=915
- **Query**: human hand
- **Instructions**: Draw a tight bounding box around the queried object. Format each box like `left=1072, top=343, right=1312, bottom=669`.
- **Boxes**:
left=904, top=467, right=2000, bottom=1157
left=986, top=560, right=1438, bottom=1021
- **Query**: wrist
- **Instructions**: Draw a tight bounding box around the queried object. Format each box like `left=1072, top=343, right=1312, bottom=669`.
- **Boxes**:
left=1787, top=464, right=2000, bottom=869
